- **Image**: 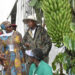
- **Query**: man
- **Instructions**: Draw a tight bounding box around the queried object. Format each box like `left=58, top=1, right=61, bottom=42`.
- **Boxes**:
left=25, top=48, right=53, bottom=75
left=23, top=15, right=52, bottom=61
left=23, top=15, right=52, bottom=75
left=11, top=24, right=17, bottom=31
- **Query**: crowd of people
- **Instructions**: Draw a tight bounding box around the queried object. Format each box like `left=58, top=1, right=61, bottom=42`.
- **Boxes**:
left=0, top=15, right=53, bottom=75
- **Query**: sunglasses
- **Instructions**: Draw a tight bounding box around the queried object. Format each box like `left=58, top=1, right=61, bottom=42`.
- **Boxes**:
left=6, top=25, right=12, bottom=28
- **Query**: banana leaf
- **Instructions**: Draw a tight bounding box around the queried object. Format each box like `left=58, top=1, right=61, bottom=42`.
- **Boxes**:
left=29, top=0, right=37, bottom=7
left=70, top=23, right=75, bottom=32
left=63, top=33, right=75, bottom=51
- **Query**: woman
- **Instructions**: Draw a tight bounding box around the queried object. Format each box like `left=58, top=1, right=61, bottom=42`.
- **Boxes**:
left=0, top=21, right=26, bottom=75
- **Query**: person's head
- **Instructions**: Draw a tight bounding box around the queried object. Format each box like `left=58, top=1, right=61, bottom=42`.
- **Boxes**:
left=23, top=15, right=37, bottom=29
left=11, top=24, right=17, bottom=31
left=25, top=48, right=44, bottom=66
left=1, top=21, right=12, bottom=33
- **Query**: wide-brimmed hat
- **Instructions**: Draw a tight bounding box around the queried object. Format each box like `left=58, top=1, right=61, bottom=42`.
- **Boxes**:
left=0, top=21, right=11, bottom=30
left=23, top=15, right=37, bottom=23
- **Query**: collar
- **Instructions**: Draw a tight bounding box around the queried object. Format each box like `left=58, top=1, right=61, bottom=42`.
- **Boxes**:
left=38, top=61, right=44, bottom=67
left=0, top=30, right=14, bottom=37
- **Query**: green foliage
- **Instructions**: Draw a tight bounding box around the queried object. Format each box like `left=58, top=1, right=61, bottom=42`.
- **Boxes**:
left=71, top=66, right=75, bottom=74
left=52, top=62, right=56, bottom=70
left=40, top=0, right=75, bottom=74
left=52, top=52, right=75, bottom=74
left=63, top=23, right=75, bottom=51
left=29, top=0, right=37, bottom=7
left=52, top=53, right=65, bottom=70
left=63, top=33, right=75, bottom=51
left=29, top=0, right=43, bottom=24
left=70, top=23, right=75, bottom=32
left=41, top=0, right=72, bottom=47
left=29, top=0, right=41, bottom=9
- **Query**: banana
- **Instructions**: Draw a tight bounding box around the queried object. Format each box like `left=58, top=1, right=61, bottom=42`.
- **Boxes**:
left=41, top=0, right=72, bottom=47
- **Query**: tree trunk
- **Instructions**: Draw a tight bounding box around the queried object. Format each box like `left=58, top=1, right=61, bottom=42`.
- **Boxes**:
left=60, top=63, right=63, bottom=75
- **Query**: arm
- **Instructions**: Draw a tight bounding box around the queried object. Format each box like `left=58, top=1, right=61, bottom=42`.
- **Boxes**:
left=29, top=64, right=36, bottom=75
left=22, top=32, right=30, bottom=50
left=41, top=28, right=52, bottom=56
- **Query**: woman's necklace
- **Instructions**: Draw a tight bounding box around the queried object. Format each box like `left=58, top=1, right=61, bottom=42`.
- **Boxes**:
left=0, top=36, right=9, bottom=40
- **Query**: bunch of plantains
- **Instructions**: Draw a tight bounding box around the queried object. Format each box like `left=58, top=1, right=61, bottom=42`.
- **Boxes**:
left=41, top=0, right=72, bottom=47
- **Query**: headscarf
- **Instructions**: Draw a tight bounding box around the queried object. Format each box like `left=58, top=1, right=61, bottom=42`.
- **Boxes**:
left=0, top=21, right=11, bottom=30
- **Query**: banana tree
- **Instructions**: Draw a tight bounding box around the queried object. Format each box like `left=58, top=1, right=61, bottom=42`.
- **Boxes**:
left=52, top=23, right=75, bottom=75
left=41, top=0, right=72, bottom=74
left=52, top=51, right=75, bottom=75
left=52, top=53, right=66, bottom=75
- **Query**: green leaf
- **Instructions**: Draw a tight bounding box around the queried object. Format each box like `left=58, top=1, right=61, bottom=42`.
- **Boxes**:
left=29, top=0, right=37, bottom=7
left=70, top=23, right=75, bottom=32
left=63, top=63, right=67, bottom=70
left=71, top=67, right=75, bottom=74
left=70, top=58, right=75, bottom=65
left=52, top=63, right=56, bottom=70
left=63, top=34, right=75, bottom=51
left=63, top=34, right=70, bottom=49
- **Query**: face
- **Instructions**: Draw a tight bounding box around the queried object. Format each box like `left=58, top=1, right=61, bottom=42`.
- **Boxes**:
left=12, top=26, right=16, bottom=31
left=6, top=25, right=12, bottom=32
left=28, top=57, right=34, bottom=63
left=27, top=20, right=36, bottom=29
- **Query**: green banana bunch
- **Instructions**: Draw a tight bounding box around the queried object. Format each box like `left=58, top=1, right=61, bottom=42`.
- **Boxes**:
left=41, top=0, right=72, bottom=47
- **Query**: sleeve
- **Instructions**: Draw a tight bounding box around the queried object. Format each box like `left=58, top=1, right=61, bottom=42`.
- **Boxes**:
left=29, top=64, right=36, bottom=75
left=22, top=33, right=27, bottom=47
left=0, top=38, right=3, bottom=52
left=21, top=32, right=28, bottom=62
left=14, top=32, right=22, bottom=44
left=41, top=28, right=52, bottom=56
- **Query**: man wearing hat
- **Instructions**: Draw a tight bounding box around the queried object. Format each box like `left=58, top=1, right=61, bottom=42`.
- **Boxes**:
left=25, top=48, right=53, bottom=75
left=23, top=15, right=52, bottom=74
left=23, top=15, right=52, bottom=61
left=11, top=24, right=17, bottom=31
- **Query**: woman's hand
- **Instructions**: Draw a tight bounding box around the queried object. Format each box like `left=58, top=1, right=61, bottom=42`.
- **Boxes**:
left=0, top=53, right=5, bottom=60
left=0, top=53, right=8, bottom=70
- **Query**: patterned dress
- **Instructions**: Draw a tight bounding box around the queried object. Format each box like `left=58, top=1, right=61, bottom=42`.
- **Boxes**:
left=0, top=31, right=26, bottom=75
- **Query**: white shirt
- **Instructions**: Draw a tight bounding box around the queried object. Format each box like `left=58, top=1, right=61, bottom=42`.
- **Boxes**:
left=29, top=28, right=36, bottom=38
left=31, top=28, right=36, bottom=38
